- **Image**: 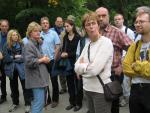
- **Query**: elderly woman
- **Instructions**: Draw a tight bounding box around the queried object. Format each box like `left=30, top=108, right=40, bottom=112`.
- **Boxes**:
left=24, top=22, right=50, bottom=113
left=74, top=12, right=113, bottom=113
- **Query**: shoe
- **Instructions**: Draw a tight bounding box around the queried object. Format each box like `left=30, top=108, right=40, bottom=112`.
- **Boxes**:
left=51, top=102, right=58, bottom=108
left=9, top=104, right=18, bottom=112
left=25, top=105, right=31, bottom=113
left=74, top=105, right=82, bottom=112
left=59, top=89, right=67, bottom=94
left=0, top=98, right=6, bottom=104
left=65, top=104, right=75, bottom=110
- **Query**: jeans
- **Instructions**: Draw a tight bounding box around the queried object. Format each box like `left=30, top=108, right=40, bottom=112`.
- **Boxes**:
left=31, top=88, right=45, bottom=113
left=122, top=75, right=130, bottom=97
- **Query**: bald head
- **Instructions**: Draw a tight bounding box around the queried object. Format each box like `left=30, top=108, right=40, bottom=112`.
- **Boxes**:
left=55, top=17, right=63, bottom=28
left=96, top=7, right=110, bottom=29
left=96, top=7, right=109, bottom=16
left=0, top=19, right=9, bottom=34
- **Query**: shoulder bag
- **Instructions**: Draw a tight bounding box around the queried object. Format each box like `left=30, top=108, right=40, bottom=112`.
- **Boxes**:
left=87, top=42, right=123, bottom=101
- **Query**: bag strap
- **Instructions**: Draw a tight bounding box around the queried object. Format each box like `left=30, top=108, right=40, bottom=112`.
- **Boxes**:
left=87, top=43, right=105, bottom=87
left=125, top=27, right=128, bottom=34
left=134, top=40, right=139, bottom=61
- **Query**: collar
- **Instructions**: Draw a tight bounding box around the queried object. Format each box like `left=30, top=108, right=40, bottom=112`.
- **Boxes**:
left=41, top=29, right=51, bottom=35
left=1, top=32, right=7, bottom=37
left=30, top=38, right=39, bottom=46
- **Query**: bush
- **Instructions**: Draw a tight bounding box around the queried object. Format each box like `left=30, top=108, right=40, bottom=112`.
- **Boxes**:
left=15, top=8, right=49, bottom=37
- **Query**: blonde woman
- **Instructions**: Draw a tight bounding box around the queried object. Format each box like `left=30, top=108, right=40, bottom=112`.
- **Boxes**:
left=3, top=29, right=31, bottom=112
left=24, top=22, right=50, bottom=113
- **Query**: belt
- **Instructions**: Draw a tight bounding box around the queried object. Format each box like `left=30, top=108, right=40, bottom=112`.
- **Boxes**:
left=132, top=83, right=150, bottom=88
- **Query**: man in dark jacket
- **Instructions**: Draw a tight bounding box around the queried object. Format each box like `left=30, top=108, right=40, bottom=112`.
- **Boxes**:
left=0, top=19, right=9, bottom=104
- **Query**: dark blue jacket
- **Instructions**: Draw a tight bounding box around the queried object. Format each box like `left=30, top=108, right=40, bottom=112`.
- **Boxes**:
left=3, top=43, right=25, bottom=80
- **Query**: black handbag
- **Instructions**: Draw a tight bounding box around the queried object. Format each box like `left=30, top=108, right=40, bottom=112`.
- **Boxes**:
left=51, top=37, right=73, bottom=76
left=96, top=75, right=123, bottom=101
left=87, top=43, right=123, bottom=101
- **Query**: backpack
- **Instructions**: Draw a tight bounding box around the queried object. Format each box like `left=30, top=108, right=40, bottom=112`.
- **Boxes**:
left=125, top=27, right=128, bottom=34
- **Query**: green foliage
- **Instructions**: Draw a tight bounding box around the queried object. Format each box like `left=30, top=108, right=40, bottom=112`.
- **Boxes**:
left=47, top=0, right=88, bottom=26
left=85, top=0, right=150, bottom=27
left=15, top=8, right=49, bottom=37
left=0, top=0, right=150, bottom=36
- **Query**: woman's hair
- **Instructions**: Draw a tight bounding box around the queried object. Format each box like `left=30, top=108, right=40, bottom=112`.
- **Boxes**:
left=7, top=29, right=22, bottom=48
left=82, top=11, right=99, bottom=28
left=26, top=21, right=41, bottom=38
left=64, top=19, right=78, bottom=34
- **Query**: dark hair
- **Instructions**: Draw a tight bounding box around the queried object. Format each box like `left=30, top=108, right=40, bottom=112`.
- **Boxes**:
left=64, top=19, right=78, bottom=34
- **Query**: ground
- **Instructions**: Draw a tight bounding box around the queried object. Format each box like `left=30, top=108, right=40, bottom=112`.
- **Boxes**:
left=0, top=77, right=129, bottom=113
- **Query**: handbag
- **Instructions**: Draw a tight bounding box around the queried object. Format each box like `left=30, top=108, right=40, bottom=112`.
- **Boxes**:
left=51, top=37, right=73, bottom=76
left=87, top=42, right=123, bottom=101
left=97, top=75, right=123, bottom=101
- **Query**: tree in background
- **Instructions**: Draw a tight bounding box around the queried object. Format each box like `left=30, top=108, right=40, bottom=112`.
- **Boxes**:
left=0, top=0, right=150, bottom=36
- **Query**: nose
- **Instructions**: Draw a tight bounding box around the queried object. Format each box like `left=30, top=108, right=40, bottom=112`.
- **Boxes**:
left=99, top=16, right=103, bottom=20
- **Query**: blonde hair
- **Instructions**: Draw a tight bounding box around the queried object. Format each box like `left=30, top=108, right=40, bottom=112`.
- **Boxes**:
left=7, top=29, right=22, bottom=48
left=26, top=21, right=41, bottom=38
left=82, top=11, right=99, bottom=28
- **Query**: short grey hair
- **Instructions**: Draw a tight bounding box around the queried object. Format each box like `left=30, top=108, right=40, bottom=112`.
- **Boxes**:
left=136, top=6, right=150, bottom=16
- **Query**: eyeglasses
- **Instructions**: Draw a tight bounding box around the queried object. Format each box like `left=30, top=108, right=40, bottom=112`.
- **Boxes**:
left=85, top=22, right=97, bottom=27
left=134, top=20, right=150, bottom=25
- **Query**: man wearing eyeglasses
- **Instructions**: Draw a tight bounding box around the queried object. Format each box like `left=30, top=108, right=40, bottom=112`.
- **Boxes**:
left=96, top=7, right=132, bottom=113
left=123, top=11, right=150, bottom=113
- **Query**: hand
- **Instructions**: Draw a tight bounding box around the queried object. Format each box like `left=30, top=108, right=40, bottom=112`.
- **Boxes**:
left=39, top=56, right=50, bottom=64
left=15, top=55, right=22, bottom=58
left=76, top=74, right=81, bottom=80
left=79, top=57, right=84, bottom=63
left=114, top=65, right=122, bottom=76
left=61, top=52, right=68, bottom=58
left=0, top=52, right=3, bottom=60
left=43, top=56, right=50, bottom=64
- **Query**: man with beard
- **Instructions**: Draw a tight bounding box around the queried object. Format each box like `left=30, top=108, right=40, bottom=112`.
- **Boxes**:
left=96, top=7, right=132, bottom=113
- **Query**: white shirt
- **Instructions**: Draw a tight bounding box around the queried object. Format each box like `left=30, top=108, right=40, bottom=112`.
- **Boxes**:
left=121, top=26, right=135, bottom=58
left=135, top=34, right=142, bottom=42
left=74, top=36, right=113, bottom=93
left=121, top=26, right=135, bottom=41
left=132, top=42, right=150, bottom=84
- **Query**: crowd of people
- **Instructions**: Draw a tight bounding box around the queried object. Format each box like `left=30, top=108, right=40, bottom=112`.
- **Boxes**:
left=0, top=5, right=150, bottom=113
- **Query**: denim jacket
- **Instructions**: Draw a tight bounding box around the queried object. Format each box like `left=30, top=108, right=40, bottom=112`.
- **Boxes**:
left=3, top=43, right=25, bottom=80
